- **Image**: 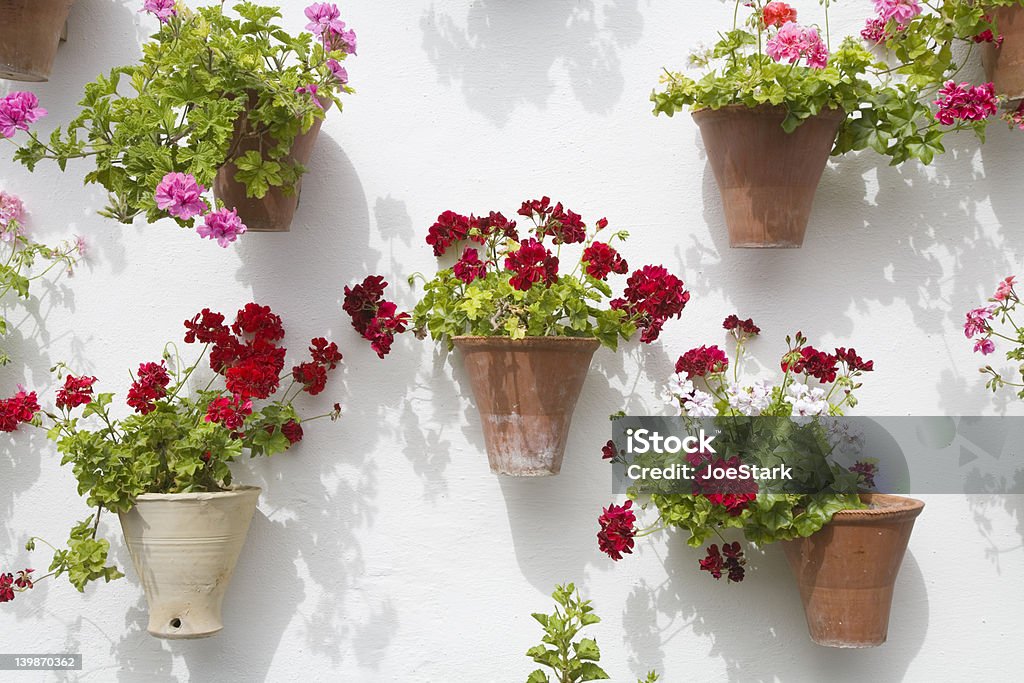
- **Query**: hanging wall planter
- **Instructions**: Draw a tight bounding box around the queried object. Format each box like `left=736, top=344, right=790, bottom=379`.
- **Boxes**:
left=0, top=0, right=75, bottom=82
left=119, top=487, right=260, bottom=639
left=213, top=99, right=330, bottom=232
left=982, top=6, right=1024, bottom=102
left=782, top=493, right=925, bottom=648
left=343, top=199, right=691, bottom=477
left=693, top=105, right=843, bottom=248
left=453, top=336, right=599, bottom=476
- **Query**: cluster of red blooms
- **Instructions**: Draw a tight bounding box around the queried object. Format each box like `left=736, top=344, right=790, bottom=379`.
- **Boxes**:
left=453, top=247, right=487, bottom=284
left=973, top=15, right=1004, bottom=46
left=184, top=303, right=342, bottom=441
left=518, top=197, right=603, bottom=245
left=0, top=389, right=39, bottom=432
left=723, top=314, right=760, bottom=336
left=597, top=499, right=637, bottom=561
left=425, top=209, right=518, bottom=258
left=0, top=569, right=34, bottom=602
left=342, top=276, right=410, bottom=358
left=610, top=265, right=690, bottom=343
left=783, top=342, right=875, bottom=383
left=601, top=439, right=618, bottom=460
left=849, top=460, right=879, bottom=489
left=933, top=81, right=998, bottom=126
left=56, top=375, right=97, bottom=410
left=690, top=456, right=758, bottom=516
left=675, top=344, right=729, bottom=379
left=504, top=238, right=559, bottom=291
left=127, top=362, right=171, bottom=415
left=699, top=542, right=746, bottom=582
left=761, top=1, right=796, bottom=29
left=581, top=241, right=628, bottom=280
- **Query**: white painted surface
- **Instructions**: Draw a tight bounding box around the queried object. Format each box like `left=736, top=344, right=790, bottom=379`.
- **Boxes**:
left=1, top=1, right=1022, bottom=680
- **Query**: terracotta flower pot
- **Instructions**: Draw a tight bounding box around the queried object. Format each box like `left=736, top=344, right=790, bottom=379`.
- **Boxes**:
left=213, top=101, right=329, bottom=232
left=0, top=0, right=75, bottom=82
left=782, top=493, right=925, bottom=648
left=982, top=6, right=1024, bottom=102
left=118, top=486, right=260, bottom=639
left=693, top=104, right=844, bottom=248
left=453, top=336, right=599, bottom=476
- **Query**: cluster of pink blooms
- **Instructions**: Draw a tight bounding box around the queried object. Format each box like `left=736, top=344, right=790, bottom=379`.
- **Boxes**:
left=0, top=92, right=47, bottom=139
left=933, top=81, right=999, bottom=126
left=0, top=191, right=26, bottom=242
left=765, top=21, right=829, bottom=70
left=965, top=276, right=1017, bottom=356
left=860, top=0, right=919, bottom=43
left=1003, top=101, right=1024, bottom=130
left=154, top=172, right=247, bottom=247
left=141, top=0, right=176, bottom=23
left=305, top=3, right=357, bottom=54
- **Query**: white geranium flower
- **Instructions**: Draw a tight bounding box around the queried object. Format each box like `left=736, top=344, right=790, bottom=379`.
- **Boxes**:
left=665, top=374, right=695, bottom=405
left=727, top=380, right=772, bottom=416
left=683, top=389, right=717, bottom=417
left=785, top=383, right=828, bottom=417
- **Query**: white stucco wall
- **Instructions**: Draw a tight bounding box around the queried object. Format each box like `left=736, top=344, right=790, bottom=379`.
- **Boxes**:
left=2, top=1, right=1022, bottom=680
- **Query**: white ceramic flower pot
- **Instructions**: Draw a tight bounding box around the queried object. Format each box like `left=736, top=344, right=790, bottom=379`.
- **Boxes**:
left=118, top=486, right=260, bottom=639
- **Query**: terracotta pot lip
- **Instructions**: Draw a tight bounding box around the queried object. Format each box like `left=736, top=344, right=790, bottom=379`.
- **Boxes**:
left=691, top=103, right=845, bottom=121
left=132, top=485, right=262, bottom=503
left=829, top=493, right=925, bottom=522
left=452, top=335, right=601, bottom=349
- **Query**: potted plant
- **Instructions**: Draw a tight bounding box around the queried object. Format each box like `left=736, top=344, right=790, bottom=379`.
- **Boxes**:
left=653, top=1, right=1004, bottom=248
left=0, top=0, right=75, bottom=82
left=0, top=189, right=86, bottom=366
left=5, top=0, right=356, bottom=240
left=0, top=303, right=344, bottom=639
left=342, top=198, right=691, bottom=476
left=974, top=3, right=1024, bottom=101
left=597, top=315, right=924, bottom=647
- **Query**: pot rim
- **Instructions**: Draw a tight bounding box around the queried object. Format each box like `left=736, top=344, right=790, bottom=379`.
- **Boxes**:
left=691, top=102, right=846, bottom=122
left=829, top=493, right=925, bottom=523
left=132, top=484, right=261, bottom=503
left=452, top=335, right=602, bottom=349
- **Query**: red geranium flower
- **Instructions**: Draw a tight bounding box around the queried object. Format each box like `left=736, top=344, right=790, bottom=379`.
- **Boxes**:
left=309, top=338, right=343, bottom=369
left=835, top=347, right=874, bottom=373
left=126, top=362, right=171, bottom=414
left=232, top=303, right=284, bottom=343
left=723, top=314, right=761, bottom=336
left=204, top=395, right=253, bottom=432
left=292, top=362, right=329, bottom=396
left=610, top=266, right=690, bottom=343
left=762, top=1, right=797, bottom=28
left=675, top=345, right=729, bottom=379
left=538, top=203, right=587, bottom=244
left=788, top=346, right=838, bottom=383
left=281, top=419, right=303, bottom=445
left=184, top=308, right=230, bottom=345
left=582, top=241, right=628, bottom=280
left=55, top=375, right=97, bottom=410
left=0, top=389, right=39, bottom=432
left=597, top=500, right=637, bottom=561
left=505, top=238, right=559, bottom=291
left=699, top=542, right=746, bottom=582
left=343, top=275, right=389, bottom=336
left=601, top=439, right=617, bottom=460
left=426, top=210, right=471, bottom=257
left=453, top=247, right=487, bottom=284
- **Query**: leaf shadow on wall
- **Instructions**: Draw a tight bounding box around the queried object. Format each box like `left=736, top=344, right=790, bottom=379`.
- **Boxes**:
left=419, top=0, right=644, bottom=126
left=676, top=126, right=1024, bottom=416
left=621, top=533, right=929, bottom=682
left=967, top=470, right=1024, bottom=575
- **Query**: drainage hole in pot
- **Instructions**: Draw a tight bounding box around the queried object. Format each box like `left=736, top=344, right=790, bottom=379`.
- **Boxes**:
left=170, top=618, right=182, bottom=629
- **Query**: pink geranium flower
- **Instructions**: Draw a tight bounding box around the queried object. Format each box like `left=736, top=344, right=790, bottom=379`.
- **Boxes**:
left=974, top=338, right=995, bottom=355
left=964, top=306, right=995, bottom=338
left=141, top=0, right=177, bottom=23
left=0, top=191, right=26, bottom=242
left=934, top=81, right=998, bottom=125
left=305, top=3, right=346, bottom=36
left=197, top=207, right=247, bottom=247
left=154, top=172, right=208, bottom=221
left=995, top=276, right=1017, bottom=302
left=766, top=22, right=829, bottom=70
left=0, top=92, right=47, bottom=139
left=874, top=0, right=922, bottom=25
left=326, top=58, right=349, bottom=84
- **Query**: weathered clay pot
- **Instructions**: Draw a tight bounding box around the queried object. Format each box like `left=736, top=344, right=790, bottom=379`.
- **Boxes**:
left=118, top=486, right=260, bottom=639
left=982, top=6, right=1024, bottom=102
left=213, top=100, right=329, bottom=232
left=782, top=493, right=925, bottom=648
left=453, top=336, right=599, bottom=476
left=0, top=0, right=75, bottom=82
left=693, top=104, right=844, bottom=248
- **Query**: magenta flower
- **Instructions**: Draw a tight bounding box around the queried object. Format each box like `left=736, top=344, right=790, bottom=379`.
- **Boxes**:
left=296, top=84, right=325, bottom=109
left=874, top=0, right=922, bottom=25
left=197, top=207, right=247, bottom=247
left=0, top=191, right=26, bottom=241
left=974, top=338, right=996, bottom=355
left=803, top=27, right=829, bottom=69
left=304, top=3, right=346, bottom=36
left=934, top=81, right=998, bottom=126
left=964, top=306, right=995, bottom=339
left=0, top=92, right=47, bottom=139
left=326, top=58, right=349, bottom=84
left=333, top=27, right=357, bottom=55
left=74, top=235, right=87, bottom=257
left=154, top=172, right=208, bottom=221
left=141, top=0, right=177, bottom=23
